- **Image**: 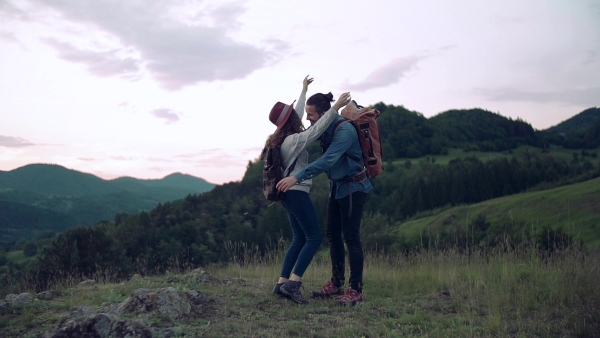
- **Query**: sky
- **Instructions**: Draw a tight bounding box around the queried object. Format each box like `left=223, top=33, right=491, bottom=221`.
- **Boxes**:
left=1, top=0, right=599, bottom=185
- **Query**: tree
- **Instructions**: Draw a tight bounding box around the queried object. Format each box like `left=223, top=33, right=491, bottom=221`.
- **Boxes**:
left=23, top=241, right=38, bottom=257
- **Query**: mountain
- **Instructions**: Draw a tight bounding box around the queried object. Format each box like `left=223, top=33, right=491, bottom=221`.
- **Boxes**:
left=0, top=164, right=215, bottom=242
left=370, top=104, right=542, bottom=158
left=538, top=107, right=600, bottom=149
left=544, top=107, right=600, bottom=136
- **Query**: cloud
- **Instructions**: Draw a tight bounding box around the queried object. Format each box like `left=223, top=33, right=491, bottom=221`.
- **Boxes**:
left=150, top=108, right=181, bottom=123
left=0, top=135, right=35, bottom=147
left=18, top=0, right=281, bottom=90
left=340, top=46, right=455, bottom=92
left=342, top=55, right=429, bottom=92
left=43, top=38, right=141, bottom=78
left=177, top=147, right=259, bottom=168
left=476, top=86, right=600, bottom=106
left=583, top=50, right=598, bottom=65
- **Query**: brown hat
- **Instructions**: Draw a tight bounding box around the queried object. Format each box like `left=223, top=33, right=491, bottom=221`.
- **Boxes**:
left=269, top=100, right=296, bottom=131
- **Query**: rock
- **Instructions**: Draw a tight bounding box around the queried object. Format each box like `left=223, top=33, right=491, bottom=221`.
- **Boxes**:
left=129, top=274, right=143, bottom=283
left=12, top=293, right=34, bottom=306
left=189, top=268, right=211, bottom=282
left=5, top=294, right=18, bottom=304
left=118, top=287, right=209, bottom=319
left=78, top=279, right=97, bottom=287
left=185, top=290, right=209, bottom=314
left=37, top=290, right=59, bottom=300
left=47, top=306, right=152, bottom=338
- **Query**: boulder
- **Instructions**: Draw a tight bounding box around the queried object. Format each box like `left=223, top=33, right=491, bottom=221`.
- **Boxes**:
left=47, top=306, right=152, bottom=338
left=117, top=287, right=208, bottom=319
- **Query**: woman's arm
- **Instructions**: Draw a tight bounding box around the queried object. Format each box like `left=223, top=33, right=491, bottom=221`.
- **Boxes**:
left=295, top=91, right=351, bottom=146
left=294, top=75, right=313, bottom=120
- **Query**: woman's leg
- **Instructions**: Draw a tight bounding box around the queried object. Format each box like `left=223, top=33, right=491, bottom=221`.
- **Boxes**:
left=284, top=192, right=322, bottom=278
left=278, top=192, right=307, bottom=280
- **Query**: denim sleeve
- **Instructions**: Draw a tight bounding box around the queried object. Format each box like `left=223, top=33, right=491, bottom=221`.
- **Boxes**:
left=294, top=123, right=354, bottom=182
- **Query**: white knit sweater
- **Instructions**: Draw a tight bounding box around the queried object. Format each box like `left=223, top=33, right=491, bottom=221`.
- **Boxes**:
left=279, top=93, right=339, bottom=193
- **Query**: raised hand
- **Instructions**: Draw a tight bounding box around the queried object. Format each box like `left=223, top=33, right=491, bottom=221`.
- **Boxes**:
left=332, top=92, right=351, bottom=110
left=302, top=75, right=314, bottom=91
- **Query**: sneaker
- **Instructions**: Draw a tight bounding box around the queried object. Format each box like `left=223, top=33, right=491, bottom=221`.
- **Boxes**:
left=279, top=281, right=308, bottom=304
left=311, top=281, right=344, bottom=298
left=272, top=282, right=285, bottom=297
left=337, top=288, right=363, bottom=306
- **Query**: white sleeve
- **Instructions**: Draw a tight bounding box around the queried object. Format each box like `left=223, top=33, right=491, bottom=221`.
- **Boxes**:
left=282, top=105, right=339, bottom=161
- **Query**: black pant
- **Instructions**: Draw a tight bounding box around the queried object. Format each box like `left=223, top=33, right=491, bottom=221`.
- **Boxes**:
left=326, top=184, right=368, bottom=293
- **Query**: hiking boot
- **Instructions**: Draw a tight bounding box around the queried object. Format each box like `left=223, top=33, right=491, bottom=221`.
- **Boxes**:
left=311, top=281, right=344, bottom=298
left=272, top=282, right=285, bottom=297
left=279, top=281, right=308, bottom=304
left=337, top=288, right=363, bottom=306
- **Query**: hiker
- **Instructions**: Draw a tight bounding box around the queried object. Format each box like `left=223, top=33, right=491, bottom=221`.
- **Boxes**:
left=276, top=91, right=373, bottom=306
left=266, top=75, right=351, bottom=304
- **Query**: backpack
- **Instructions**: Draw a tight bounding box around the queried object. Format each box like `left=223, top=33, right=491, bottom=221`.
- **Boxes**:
left=260, top=146, right=298, bottom=201
left=334, top=100, right=383, bottom=178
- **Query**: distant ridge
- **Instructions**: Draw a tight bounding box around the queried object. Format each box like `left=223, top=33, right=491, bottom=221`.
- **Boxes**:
left=0, top=164, right=214, bottom=196
left=544, top=107, right=600, bottom=135
left=0, top=164, right=215, bottom=241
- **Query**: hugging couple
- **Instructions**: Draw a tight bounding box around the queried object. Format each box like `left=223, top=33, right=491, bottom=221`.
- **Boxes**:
left=264, top=75, right=372, bottom=306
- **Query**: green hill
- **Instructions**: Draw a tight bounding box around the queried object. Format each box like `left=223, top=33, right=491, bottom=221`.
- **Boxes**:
left=545, top=107, right=600, bottom=135
left=0, top=164, right=215, bottom=242
left=393, top=176, right=600, bottom=249
left=538, top=107, right=600, bottom=149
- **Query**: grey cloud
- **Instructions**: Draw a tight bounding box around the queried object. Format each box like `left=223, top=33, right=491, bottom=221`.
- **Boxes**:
left=0, top=31, right=16, bottom=42
left=178, top=148, right=258, bottom=167
left=43, top=38, right=141, bottom=78
left=0, top=135, right=35, bottom=147
left=151, top=108, right=181, bottom=123
left=110, top=156, right=137, bottom=161
left=24, top=0, right=278, bottom=90
left=342, top=55, right=428, bottom=92
left=0, top=0, right=28, bottom=20
left=476, top=86, right=600, bottom=106
left=583, top=50, right=598, bottom=65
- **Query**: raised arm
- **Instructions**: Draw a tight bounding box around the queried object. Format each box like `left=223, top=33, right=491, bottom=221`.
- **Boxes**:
left=294, top=75, right=313, bottom=120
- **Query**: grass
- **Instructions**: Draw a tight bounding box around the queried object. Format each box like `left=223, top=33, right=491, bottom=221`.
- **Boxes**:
left=394, top=145, right=597, bottom=166
left=394, top=176, right=600, bottom=249
left=1, top=241, right=599, bottom=337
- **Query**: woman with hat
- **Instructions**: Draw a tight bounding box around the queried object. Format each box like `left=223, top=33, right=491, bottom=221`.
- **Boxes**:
left=266, top=75, right=350, bottom=304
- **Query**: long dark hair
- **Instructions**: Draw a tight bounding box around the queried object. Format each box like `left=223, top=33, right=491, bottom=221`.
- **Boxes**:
left=306, top=92, right=334, bottom=115
left=265, top=110, right=304, bottom=148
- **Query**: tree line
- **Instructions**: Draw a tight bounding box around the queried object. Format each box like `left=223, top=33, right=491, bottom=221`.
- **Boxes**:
left=2, top=104, right=599, bottom=291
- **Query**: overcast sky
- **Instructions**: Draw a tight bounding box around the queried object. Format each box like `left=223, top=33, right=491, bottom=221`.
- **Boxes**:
left=1, top=0, right=599, bottom=184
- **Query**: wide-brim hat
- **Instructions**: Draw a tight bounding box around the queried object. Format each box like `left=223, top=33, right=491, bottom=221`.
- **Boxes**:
left=269, top=100, right=296, bottom=131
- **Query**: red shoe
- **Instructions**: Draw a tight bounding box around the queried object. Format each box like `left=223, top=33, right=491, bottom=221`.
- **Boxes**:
left=337, top=288, right=363, bottom=306
left=311, top=281, right=344, bottom=298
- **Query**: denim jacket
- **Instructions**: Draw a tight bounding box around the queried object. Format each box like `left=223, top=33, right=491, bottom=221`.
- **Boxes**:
left=294, top=115, right=373, bottom=199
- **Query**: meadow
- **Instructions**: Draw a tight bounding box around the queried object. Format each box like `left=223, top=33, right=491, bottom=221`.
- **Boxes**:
left=1, top=239, right=598, bottom=337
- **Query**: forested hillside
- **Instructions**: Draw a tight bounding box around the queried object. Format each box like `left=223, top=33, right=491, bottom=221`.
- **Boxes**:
left=0, top=164, right=215, bottom=241
left=539, top=107, right=600, bottom=149
left=2, top=105, right=600, bottom=292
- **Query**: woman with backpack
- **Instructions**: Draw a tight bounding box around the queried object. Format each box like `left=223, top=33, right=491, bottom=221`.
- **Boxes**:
left=265, top=75, right=350, bottom=304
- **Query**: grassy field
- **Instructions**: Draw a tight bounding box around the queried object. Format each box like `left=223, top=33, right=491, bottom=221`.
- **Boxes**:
left=1, top=242, right=599, bottom=337
left=393, top=175, right=600, bottom=249
left=395, top=145, right=597, bottom=166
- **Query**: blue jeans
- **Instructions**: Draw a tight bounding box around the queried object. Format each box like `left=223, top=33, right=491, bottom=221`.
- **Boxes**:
left=327, top=184, right=368, bottom=292
left=279, top=190, right=323, bottom=278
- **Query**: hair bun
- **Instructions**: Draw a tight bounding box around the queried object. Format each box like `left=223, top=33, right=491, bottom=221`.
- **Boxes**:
left=325, top=92, right=334, bottom=102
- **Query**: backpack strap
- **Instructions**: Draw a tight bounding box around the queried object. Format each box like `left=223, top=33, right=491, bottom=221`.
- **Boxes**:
left=328, top=119, right=362, bottom=166
left=284, top=157, right=299, bottom=177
